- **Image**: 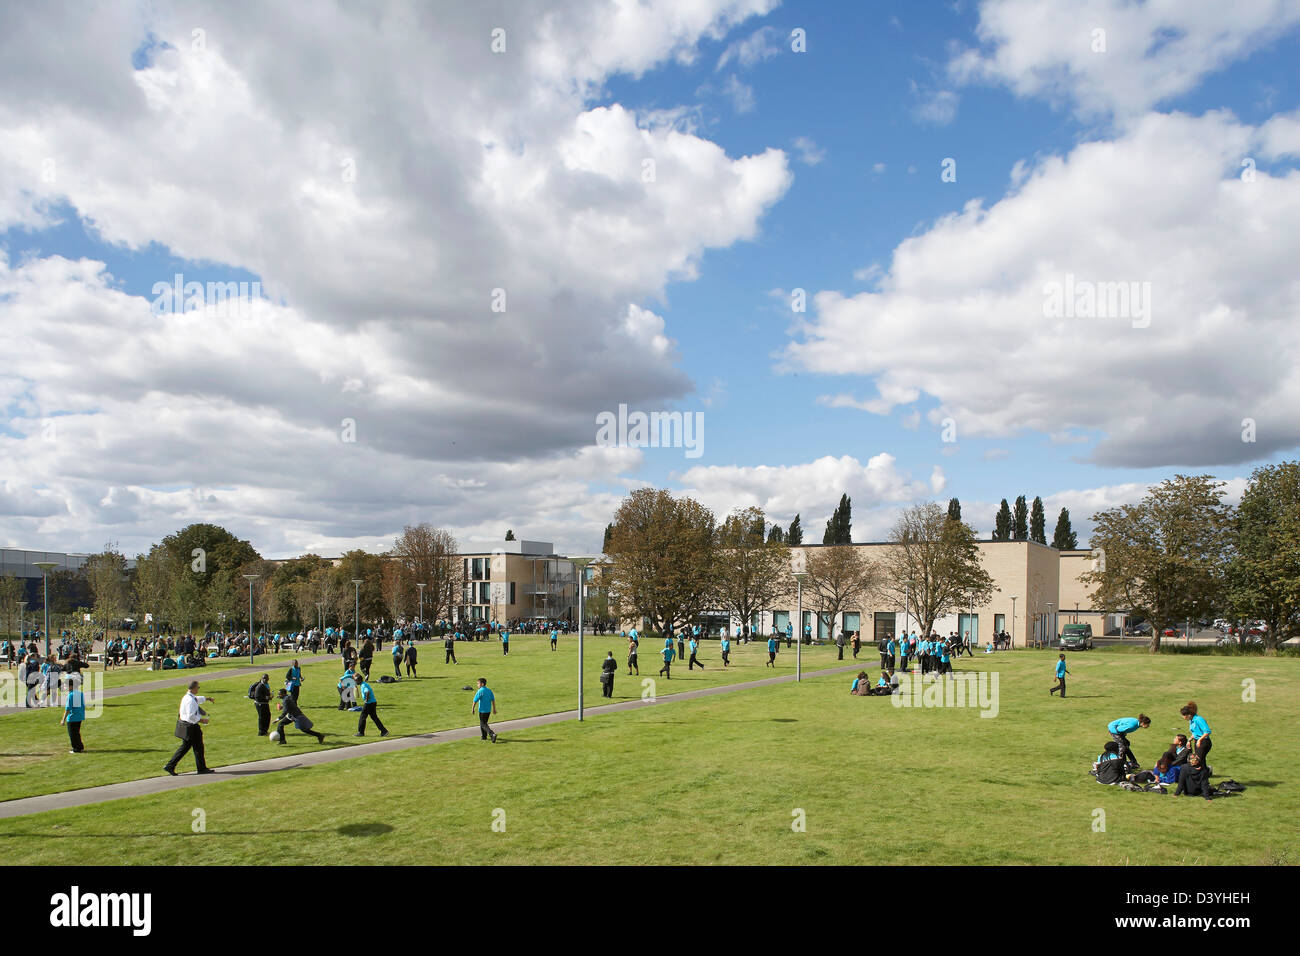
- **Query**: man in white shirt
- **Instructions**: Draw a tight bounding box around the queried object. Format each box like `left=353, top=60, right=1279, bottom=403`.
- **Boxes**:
left=164, top=680, right=215, bottom=776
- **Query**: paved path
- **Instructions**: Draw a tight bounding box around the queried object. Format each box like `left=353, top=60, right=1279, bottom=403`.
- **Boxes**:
left=0, top=662, right=862, bottom=819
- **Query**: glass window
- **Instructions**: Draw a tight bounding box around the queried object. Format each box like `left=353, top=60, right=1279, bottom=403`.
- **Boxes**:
left=772, top=610, right=790, bottom=633
left=843, top=612, right=860, bottom=635
left=874, top=612, right=896, bottom=643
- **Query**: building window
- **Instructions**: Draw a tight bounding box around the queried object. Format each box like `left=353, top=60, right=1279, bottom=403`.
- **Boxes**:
left=873, top=612, right=896, bottom=643
left=509, top=582, right=516, bottom=605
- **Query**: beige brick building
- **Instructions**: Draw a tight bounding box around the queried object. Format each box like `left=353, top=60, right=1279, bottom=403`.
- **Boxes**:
left=459, top=540, right=578, bottom=623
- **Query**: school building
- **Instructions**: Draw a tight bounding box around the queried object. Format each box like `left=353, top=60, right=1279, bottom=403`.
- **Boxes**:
left=458, top=540, right=578, bottom=623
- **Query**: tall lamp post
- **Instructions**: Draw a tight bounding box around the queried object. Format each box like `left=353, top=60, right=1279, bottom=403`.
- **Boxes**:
left=578, top=572, right=585, bottom=721
left=903, top=578, right=916, bottom=643
left=793, top=561, right=808, bottom=683
left=352, top=579, right=364, bottom=646
left=416, top=582, right=426, bottom=626
left=17, top=600, right=27, bottom=646
left=243, top=574, right=259, bottom=666
left=33, top=561, right=58, bottom=658
left=1010, top=596, right=1017, bottom=648
left=315, top=601, right=324, bottom=638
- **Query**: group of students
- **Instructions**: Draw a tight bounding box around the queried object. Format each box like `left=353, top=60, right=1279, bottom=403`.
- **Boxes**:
left=879, top=632, right=966, bottom=677
left=1093, top=703, right=1218, bottom=798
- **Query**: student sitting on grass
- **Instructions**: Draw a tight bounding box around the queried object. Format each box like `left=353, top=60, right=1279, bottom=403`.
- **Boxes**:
left=1093, top=741, right=1126, bottom=784
left=1161, top=734, right=1191, bottom=770
left=1128, top=756, right=1179, bottom=788
left=1174, top=752, right=1213, bottom=800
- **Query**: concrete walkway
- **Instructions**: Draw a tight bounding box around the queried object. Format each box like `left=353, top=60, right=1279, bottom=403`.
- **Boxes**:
left=0, top=662, right=863, bottom=819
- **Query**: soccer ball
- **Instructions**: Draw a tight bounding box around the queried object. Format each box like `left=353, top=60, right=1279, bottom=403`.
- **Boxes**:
left=269, top=731, right=281, bottom=742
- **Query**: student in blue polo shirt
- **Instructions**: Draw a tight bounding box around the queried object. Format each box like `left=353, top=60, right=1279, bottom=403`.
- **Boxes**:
left=285, top=660, right=304, bottom=702
left=62, top=683, right=87, bottom=753
left=1180, top=702, right=1212, bottom=764
left=719, top=634, right=731, bottom=668
left=472, top=678, right=498, bottom=742
left=785, top=622, right=793, bottom=647
left=353, top=676, right=389, bottom=737
left=659, top=639, right=675, bottom=679
left=766, top=635, right=778, bottom=668
left=1107, top=714, right=1150, bottom=769
left=500, top=629, right=510, bottom=656
left=550, top=628, right=559, bottom=651
left=1049, top=654, right=1069, bottom=697
left=688, top=635, right=704, bottom=670
left=391, top=640, right=404, bottom=677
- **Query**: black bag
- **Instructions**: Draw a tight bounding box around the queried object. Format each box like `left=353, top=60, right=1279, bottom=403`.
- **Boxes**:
left=174, top=720, right=193, bottom=741
left=379, top=674, right=397, bottom=683
left=1214, top=780, right=1246, bottom=795
left=247, top=681, right=259, bottom=700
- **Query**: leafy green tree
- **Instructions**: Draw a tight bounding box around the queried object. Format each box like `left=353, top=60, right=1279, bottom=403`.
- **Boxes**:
left=947, top=498, right=962, bottom=523
left=879, top=502, right=995, bottom=640
left=1228, top=461, right=1300, bottom=652
left=1051, top=508, right=1078, bottom=550
left=1082, top=475, right=1232, bottom=653
left=604, top=488, right=718, bottom=636
left=715, top=507, right=791, bottom=636
left=786, top=514, right=803, bottom=546
left=1030, top=496, right=1047, bottom=545
left=823, top=494, right=853, bottom=545
left=993, top=500, right=1012, bottom=541
left=1013, top=495, right=1029, bottom=541
left=767, top=524, right=785, bottom=544
left=505, top=529, right=516, bottom=541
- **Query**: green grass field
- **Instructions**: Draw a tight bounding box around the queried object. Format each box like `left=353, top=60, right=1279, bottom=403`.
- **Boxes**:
left=0, top=635, right=842, bottom=801
left=0, top=642, right=1296, bottom=865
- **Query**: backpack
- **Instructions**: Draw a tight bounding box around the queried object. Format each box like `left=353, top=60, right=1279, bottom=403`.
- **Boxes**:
left=1213, top=780, right=1246, bottom=795
left=247, top=681, right=259, bottom=700
left=379, top=674, right=397, bottom=683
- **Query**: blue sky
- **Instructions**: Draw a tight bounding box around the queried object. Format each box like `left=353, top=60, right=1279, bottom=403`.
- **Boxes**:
left=2, top=0, right=1299, bottom=556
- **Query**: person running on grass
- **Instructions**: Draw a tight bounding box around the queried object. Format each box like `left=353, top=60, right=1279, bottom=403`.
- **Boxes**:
left=550, top=627, right=559, bottom=651
left=1049, top=654, right=1069, bottom=697
left=719, top=633, right=731, bottom=668
left=627, top=636, right=639, bottom=676
left=391, top=640, right=404, bottom=677
left=353, top=675, right=389, bottom=737
left=274, top=687, right=325, bottom=744
left=766, top=633, right=778, bottom=668
left=1106, top=714, right=1150, bottom=770
left=688, top=634, right=705, bottom=670
left=500, top=629, right=510, bottom=656
left=659, top=638, right=675, bottom=679
left=472, top=677, right=498, bottom=742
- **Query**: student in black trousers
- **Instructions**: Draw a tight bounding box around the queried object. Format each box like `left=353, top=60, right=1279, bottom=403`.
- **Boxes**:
left=404, top=642, right=418, bottom=677
left=600, top=651, right=617, bottom=698
left=444, top=635, right=458, bottom=664
left=251, top=674, right=273, bottom=736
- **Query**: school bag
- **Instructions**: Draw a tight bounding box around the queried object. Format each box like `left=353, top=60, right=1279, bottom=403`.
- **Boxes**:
left=1213, top=780, right=1246, bottom=796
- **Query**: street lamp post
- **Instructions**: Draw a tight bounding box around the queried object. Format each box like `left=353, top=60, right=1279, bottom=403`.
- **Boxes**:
left=243, top=574, right=260, bottom=666
left=315, top=601, right=324, bottom=639
left=17, top=601, right=27, bottom=648
left=416, top=582, right=426, bottom=625
left=793, top=569, right=808, bottom=682
left=578, top=574, right=585, bottom=721
left=352, top=579, right=364, bottom=646
left=33, top=561, right=58, bottom=658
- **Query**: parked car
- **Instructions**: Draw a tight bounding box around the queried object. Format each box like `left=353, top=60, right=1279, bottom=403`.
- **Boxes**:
left=1060, top=623, right=1093, bottom=650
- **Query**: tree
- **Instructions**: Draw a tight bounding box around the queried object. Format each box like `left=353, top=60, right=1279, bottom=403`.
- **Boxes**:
left=879, top=502, right=995, bottom=640
left=391, top=524, right=462, bottom=623
left=1013, top=495, right=1029, bottom=541
left=602, top=523, right=614, bottom=553
left=604, top=488, right=717, bottom=636
left=767, top=524, right=785, bottom=544
left=1082, top=475, right=1233, bottom=653
left=993, top=500, right=1012, bottom=541
left=715, top=507, right=791, bottom=636
left=381, top=560, right=411, bottom=622
left=1051, top=508, right=1078, bottom=550
left=787, top=513, right=804, bottom=546
left=505, top=529, right=516, bottom=541
left=1030, top=496, right=1047, bottom=545
left=823, top=494, right=853, bottom=545
left=333, top=551, right=388, bottom=629
left=1227, top=461, right=1300, bottom=652
left=83, top=545, right=130, bottom=636
left=947, top=498, right=962, bottom=523
left=0, top=575, right=26, bottom=639
left=804, top=545, right=880, bottom=642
